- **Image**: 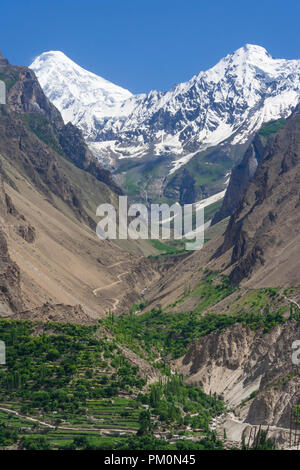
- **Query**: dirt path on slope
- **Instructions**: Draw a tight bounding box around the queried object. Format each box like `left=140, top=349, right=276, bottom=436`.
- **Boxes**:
left=284, top=296, right=300, bottom=310
left=92, top=260, right=131, bottom=312
left=92, top=271, right=130, bottom=296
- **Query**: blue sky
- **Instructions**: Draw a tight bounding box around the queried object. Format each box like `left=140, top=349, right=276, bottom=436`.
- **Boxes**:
left=1, top=0, right=300, bottom=93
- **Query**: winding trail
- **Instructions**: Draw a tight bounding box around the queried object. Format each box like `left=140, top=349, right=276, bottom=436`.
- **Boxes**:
left=92, top=260, right=130, bottom=312
left=284, top=296, right=300, bottom=310
left=92, top=271, right=129, bottom=296
left=102, top=261, right=127, bottom=269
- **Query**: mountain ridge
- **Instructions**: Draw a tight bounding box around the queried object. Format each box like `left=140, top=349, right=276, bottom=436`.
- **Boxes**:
left=0, top=49, right=299, bottom=450
left=31, top=44, right=300, bottom=203
left=0, top=52, right=159, bottom=317
left=30, top=50, right=133, bottom=140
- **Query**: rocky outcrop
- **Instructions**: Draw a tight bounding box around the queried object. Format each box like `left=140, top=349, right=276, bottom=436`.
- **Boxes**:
left=212, top=134, right=266, bottom=224
left=0, top=229, right=23, bottom=314
left=58, top=123, right=123, bottom=196
left=164, top=146, right=234, bottom=205
left=164, top=168, right=198, bottom=205
left=176, top=321, right=300, bottom=446
left=213, top=107, right=300, bottom=286
left=8, top=66, right=63, bottom=124
left=16, top=224, right=36, bottom=243
left=0, top=164, right=36, bottom=244
left=0, top=167, right=33, bottom=313
left=0, top=103, right=97, bottom=227
left=0, top=53, right=122, bottom=200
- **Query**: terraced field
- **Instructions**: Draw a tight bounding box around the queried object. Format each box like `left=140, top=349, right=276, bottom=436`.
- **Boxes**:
left=0, top=409, right=126, bottom=449
left=0, top=318, right=225, bottom=450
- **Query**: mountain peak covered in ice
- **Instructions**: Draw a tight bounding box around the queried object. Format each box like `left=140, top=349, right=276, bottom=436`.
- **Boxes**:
left=30, top=50, right=133, bottom=137
left=31, top=45, right=300, bottom=172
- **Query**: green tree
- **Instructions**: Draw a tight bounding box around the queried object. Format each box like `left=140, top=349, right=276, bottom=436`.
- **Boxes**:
left=138, top=410, right=152, bottom=435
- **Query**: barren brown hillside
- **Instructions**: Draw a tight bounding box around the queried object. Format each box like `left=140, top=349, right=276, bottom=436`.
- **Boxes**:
left=0, top=55, right=159, bottom=320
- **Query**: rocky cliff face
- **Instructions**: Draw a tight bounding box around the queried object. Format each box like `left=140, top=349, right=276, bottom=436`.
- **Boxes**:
left=0, top=105, right=95, bottom=227
left=1, top=55, right=121, bottom=202
left=0, top=168, right=25, bottom=314
left=214, top=107, right=300, bottom=287
left=58, top=122, right=123, bottom=196
left=212, top=134, right=266, bottom=224
left=177, top=321, right=299, bottom=407
left=0, top=229, right=23, bottom=314
left=0, top=54, right=124, bottom=229
left=0, top=52, right=158, bottom=319
left=176, top=321, right=300, bottom=447
left=7, top=66, right=63, bottom=124
left=212, top=119, right=287, bottom=225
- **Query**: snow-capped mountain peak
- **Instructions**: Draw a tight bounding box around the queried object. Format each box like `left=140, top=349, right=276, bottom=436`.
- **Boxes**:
left=30, top=51, right=133, bottom=137
left=31, top=45, right=300, bottom=181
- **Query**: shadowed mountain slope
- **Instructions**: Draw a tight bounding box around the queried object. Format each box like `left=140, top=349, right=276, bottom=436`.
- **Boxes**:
left=0, top=53, right=158, bottom=319
left=144, top=105, right=300, bottom=310
left=216, top=106, right=300, bottom=287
